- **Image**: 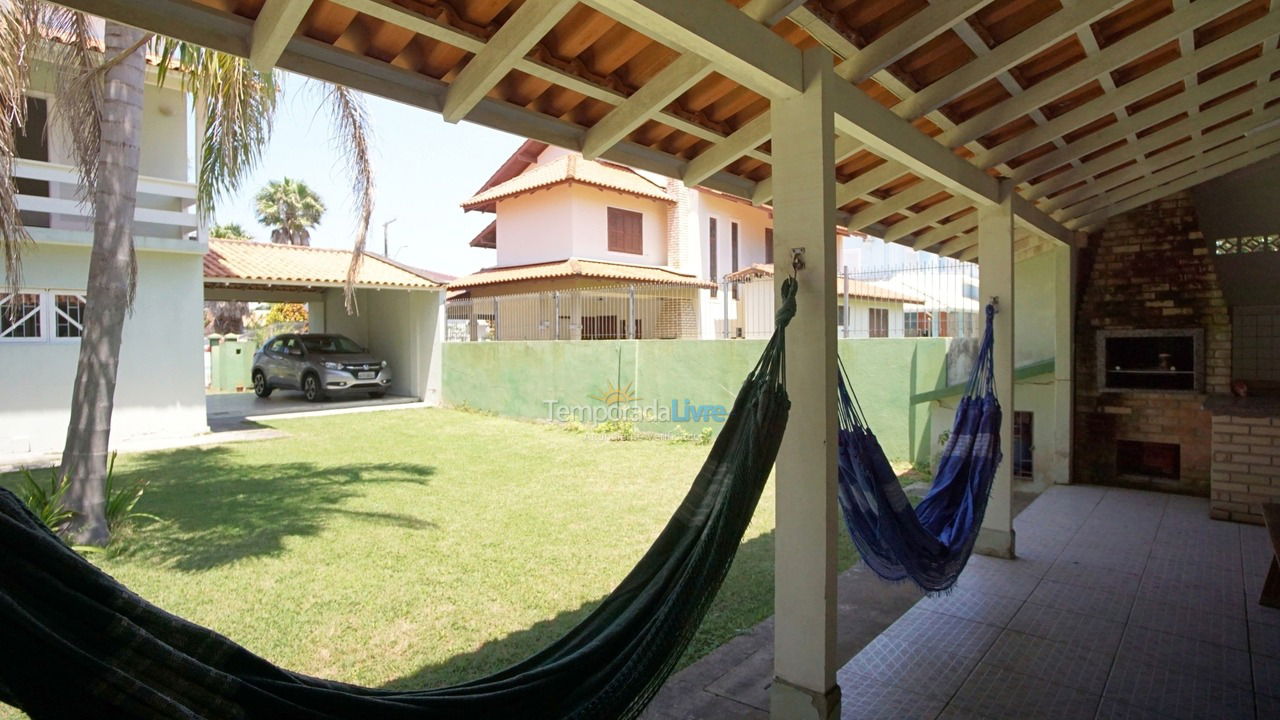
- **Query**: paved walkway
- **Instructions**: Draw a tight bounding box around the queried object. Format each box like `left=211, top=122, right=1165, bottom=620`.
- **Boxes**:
left=645, top=485, right=1279, bottom=719
left=206, top=391, right=421, bottom=430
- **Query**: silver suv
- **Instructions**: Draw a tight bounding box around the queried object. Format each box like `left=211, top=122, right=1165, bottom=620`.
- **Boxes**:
left=252, top=333, right=391, bottom=402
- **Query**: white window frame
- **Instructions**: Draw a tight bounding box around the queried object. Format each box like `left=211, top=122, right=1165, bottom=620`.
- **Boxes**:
left=51, top=292, right=86, bottom=341
left=0, top=289, right=87, bottom=344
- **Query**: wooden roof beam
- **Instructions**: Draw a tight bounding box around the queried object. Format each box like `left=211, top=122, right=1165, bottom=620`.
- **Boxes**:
left=1049, top=107, right=1280, bottom=215
left=329, top=0, right=773, bottom=167
left=442, top=0, right=576, bottom=123
left=844, top=181, right=940, bottom=233
left=580, top=0, right=791, bottom=162
left=1073, top=136, right=1280, bottom=231
left=899, top=0, right=1118, bottom=121
left=249, top=0, right=311, bottom=72
left=1064, top=125, right=1280, bottom=228
left=1011, top=43, right=1280, bottom=186
left=894, top=196, right=969, bottom=246
left=1033, top=83, right=1280, bottom=204
left=944, top=0, right=1254, bottom=149
left=822, top=0, right=997, bottom=85
left=999, top=19, right=1280, bottom=176
left=582, top=0, right=803, bottom=99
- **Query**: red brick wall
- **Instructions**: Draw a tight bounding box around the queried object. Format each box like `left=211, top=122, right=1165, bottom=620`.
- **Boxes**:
left=1074, top=191, right=1231, bottom=494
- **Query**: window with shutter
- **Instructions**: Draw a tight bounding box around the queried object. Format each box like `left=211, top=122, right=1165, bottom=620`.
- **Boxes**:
left=607, top=207, right=643, bottom=254
left=764, top=227, right=773, bottom=264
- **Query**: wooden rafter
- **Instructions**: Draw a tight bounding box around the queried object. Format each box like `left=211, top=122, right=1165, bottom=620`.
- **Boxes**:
left=441, top=0, right=577, bottom=123
left=249, top=0, right=311, bottom=72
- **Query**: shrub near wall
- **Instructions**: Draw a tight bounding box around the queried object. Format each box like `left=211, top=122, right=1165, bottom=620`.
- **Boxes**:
left=443, top=338, right=949, bottom=464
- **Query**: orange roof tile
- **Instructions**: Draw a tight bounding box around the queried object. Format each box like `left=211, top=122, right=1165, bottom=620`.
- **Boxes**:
left=723, top=263, right=925, bottom=304
left=203, top=238, right=445, bottom=289
left=461, top=153, right=672, bottom=212
left=448, top=258, right=716, bottom=290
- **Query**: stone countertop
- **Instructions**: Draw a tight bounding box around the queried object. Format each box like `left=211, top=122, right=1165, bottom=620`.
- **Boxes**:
left=1204, top=394, right=1280, bottom=418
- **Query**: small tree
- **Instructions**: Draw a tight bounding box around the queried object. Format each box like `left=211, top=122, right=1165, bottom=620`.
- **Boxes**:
left=254, top=177, right=324, bottom=246
left=210, top=222, right=252, bottom=241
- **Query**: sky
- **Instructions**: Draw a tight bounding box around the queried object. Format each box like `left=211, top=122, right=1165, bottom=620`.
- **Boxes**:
left=205, top=74, right=517, bottom=278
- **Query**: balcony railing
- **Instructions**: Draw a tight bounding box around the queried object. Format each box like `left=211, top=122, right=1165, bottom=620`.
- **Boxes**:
left=12, top=157, right=200, bottom=239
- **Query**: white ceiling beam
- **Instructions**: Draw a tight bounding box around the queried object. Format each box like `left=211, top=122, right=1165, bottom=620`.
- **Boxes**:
left=935, top=219, right=981, bottom=255
left=249, top=0, right=312, bottom=72
left=1064, top=126, right=1280, bottom=227
left=915, top=214, right=978, bottom=251
left=898, top=0, right=1118, bottom=121
left=582, top=0, right=803, bottom=99
left=987, top=13, right=1280, bottom=172
left=1033, top=84, right=1280, bottom=204
left=1075, top=137, right=1280, bottom=231
left=442, top=0, right=576, bottom=123
left=751, top=135, right=862, bottom=204
left=831, top=0, right=995, bottom=84
left=683, top=112, right=771, bottom=186
left=891, top=196, right=968, bottom=245
left=581, top=54, right=711, bottom=159
left=834, top=163, right=913, bottom=208
left=844, top=181, right=941, bottom=232
left=943, top=0, right=1253, bottom=148
left=1011, top=46, right=1280, bottom=186
left=1050, top=108, right=1280, bottom=215
left=829, top=80, right=1000, bottom=205
left=328, top=0, right=771, bottom=166
left=579, top=0, right=790, bottom=162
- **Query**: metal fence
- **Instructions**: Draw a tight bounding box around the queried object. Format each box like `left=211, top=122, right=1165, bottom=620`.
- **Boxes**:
left=730, top=260, right=980, bottom=340
left=446, top=284, right=703, bottom=341
left=444, top=260, right=979, bottom=342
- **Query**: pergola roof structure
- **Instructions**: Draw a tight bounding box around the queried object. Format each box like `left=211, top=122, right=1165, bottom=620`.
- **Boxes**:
left=56, top=0, right=1280, bottom=264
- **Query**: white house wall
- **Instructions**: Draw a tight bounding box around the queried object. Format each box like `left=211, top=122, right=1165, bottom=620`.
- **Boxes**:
left=0, top=243, right=206, bottom=455
left=566, top=183, right=669, bottom=266
left=691, top=190, right=773, bottom=339
left=494, top=185, right=577, bottom=266
left=26, top=61, right=190, bottom=240
left=320, top=287, right=443, bottom=402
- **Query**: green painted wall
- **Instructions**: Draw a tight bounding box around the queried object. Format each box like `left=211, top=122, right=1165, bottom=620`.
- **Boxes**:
left=443, top=338, right=949, bottom=464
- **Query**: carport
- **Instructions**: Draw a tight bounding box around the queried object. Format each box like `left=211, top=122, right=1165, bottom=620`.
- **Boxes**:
left=203, top=238, right=449, bottom=407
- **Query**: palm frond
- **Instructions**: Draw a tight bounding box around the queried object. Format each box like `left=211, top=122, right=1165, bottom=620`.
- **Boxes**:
left=0, top=0, right=43, bottom=301
left=324, top=84, right=374, bottom=314
left=47, top=10, right=113, bottom=208
left=154, top=39, right=278, bottom=218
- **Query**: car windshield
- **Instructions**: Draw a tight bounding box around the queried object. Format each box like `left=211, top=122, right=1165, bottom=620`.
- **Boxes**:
left=300, top=335, right=364, bottom=354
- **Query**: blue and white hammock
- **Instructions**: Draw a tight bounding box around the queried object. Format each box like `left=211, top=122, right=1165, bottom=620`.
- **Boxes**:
left=836, top=304, right=1002, bottom=593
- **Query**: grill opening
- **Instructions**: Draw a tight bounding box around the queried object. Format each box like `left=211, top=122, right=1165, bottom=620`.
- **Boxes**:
left=1116, top=440, right=1180, bottom=481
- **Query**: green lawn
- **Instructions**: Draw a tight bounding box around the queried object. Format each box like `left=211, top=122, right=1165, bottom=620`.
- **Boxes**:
left=1, top=407, right=859, bottom=714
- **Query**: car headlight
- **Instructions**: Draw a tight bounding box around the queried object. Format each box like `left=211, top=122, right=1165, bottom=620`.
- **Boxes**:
left=381, top=360, right=388, bottom=368
left=323, top=361, right=343, bottom=370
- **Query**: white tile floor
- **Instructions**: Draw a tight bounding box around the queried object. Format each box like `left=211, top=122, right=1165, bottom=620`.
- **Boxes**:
left=838, top=485, right=1280, bottom=719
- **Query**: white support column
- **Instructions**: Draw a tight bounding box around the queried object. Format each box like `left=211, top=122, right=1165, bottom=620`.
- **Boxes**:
left=976, top=179, right=1016, bottom=559
left=771, top=47, right=840, bottom=720
left=1051, top=237, right=1079, bottom=485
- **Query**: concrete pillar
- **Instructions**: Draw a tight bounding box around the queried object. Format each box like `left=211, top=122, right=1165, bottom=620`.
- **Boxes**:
left=308, top=300, right=325, bottom=333
left=976, top=180, right=1016, bottom=559
left=1051, top=238, right=1079, bottom=484
left=770, top=47, right=841, bottom=720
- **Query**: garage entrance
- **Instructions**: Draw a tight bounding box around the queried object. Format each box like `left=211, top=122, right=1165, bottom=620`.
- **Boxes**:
left=202, top=238, right=449, bottom=426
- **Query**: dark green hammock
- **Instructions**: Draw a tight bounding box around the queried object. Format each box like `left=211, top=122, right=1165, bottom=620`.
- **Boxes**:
left=0, top=280, right=798, bottom=720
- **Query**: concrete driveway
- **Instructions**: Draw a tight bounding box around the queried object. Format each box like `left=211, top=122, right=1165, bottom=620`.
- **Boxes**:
left=206, top=391, right=419, bottom=430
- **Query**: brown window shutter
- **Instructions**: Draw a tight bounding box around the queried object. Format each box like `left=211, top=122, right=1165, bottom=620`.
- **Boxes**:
left=608, top=207, right=643, bottom=254
left=764, top=227, right=773, bottom=265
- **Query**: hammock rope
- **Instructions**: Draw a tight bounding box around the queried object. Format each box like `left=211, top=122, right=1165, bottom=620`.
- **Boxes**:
left=836, top=303, right=1002, bottom=594
left=0, top=280, right=800, bottom=720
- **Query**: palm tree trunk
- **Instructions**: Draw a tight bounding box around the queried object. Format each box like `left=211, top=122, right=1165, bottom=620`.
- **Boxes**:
left=60, top=22, right=147, bottom=545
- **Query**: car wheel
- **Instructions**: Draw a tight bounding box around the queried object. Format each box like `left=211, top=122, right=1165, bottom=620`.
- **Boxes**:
left=303, top=373, right=325, bottom=402
left=368, top=390, right=386, bottom=399
left=252, top=370, right=272, bottom=398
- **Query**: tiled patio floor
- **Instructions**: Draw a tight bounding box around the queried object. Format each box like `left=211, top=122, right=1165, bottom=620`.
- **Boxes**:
left=648, top=485, right=1280, bottom=719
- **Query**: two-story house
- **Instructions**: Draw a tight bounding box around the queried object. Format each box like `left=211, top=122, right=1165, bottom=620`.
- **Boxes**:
left=447, top=141, right=926, bottom=341
left=1, top=39, right=206, bottom=455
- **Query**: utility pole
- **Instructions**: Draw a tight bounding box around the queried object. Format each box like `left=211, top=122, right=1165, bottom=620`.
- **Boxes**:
left=382, top=217, right=397, bottom=256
